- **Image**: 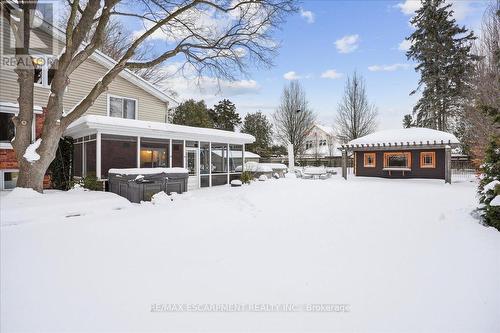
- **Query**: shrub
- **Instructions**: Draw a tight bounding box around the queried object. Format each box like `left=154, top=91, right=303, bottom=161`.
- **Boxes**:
left=478, top=137, right=500, bottom=231
left=48, top=137, right=74, bottom=190
left=70, top=175, right=103, bottom=191
left=240, top=171, right=253, bottom=184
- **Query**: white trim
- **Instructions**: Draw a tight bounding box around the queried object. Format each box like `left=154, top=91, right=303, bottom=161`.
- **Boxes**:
left=65, top=115, right=255, bottom=145
left=208, top=142, right=212, bottom=187
left=107, top=94, right=139, bottom=120
left=137, top=136, right=141, bottom=168
left=182, top=140, right=186, bottom=168
left=169, top=139, right=172, bottom=167
left=96, top=132, right=101, bottom=179
left=0, top=108, right=37, bottom=147
left=0, top=102, right=43, bottom=114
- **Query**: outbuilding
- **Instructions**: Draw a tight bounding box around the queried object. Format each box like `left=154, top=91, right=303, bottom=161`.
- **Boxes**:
left=339, top=128, right=460, bottom=183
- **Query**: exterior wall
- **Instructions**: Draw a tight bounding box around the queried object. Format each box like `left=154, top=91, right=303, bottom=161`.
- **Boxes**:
left=354, top=148, right=445, bottom=179
left=0, top=20, right=168, bottom=123
left=302, top=125, right=337, bottom=158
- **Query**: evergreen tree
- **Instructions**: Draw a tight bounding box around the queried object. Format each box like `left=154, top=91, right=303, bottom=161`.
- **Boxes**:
left=171, top=99, right=214, bottom=128
left=209, top=99, right=242, bottom=131
left=406, top=0, right=479, bottom=131
left=478, top=137, right=500, bottom=231
left=402, top=114, right=414, bottom=128
left=241, top=111, right=273, bottom=157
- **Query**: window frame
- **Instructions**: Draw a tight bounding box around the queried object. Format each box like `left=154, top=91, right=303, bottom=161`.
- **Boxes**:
left=107, top=94, right=138, bottom=120
left=0, top=109, right=37, bottom=149
left=420, top=151, right=436, bottom=168
left=0, top=169, right=19, bottom=190
left=383, top=152, right=412, bottom=169
left=363, top=152, right=376, bottom=168
left=32, top=55, right=56, bottom=89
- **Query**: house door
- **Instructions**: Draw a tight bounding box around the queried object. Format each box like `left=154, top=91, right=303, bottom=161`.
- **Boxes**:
left=187, top=148, right=199, bottom=190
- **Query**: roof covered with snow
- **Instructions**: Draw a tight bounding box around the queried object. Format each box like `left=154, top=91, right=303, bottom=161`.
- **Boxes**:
left=347, top=128, right=460, bottom=147
left=65, top=115, right=255, bottom=145
left=315, top=124, right=334, bottom=135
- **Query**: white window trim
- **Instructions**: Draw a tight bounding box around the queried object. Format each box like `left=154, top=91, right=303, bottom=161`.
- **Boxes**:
left=33, top=55, right=55, bottom=89
left=0, top=169, right=19, bottom=191
left=106, top=94, right=139, bottom=120
left=0, top=109, right=36, bottom=149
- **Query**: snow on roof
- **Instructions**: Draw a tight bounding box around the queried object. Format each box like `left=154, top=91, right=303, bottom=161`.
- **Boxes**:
left=65, top=115, right=255, bottom=145
left=315, top=124, right=334, bottom=135
left=211, top=150, right=260, bottom=159
left=347, top=128, right=460, bottom=146
left=108, top=167, right=188, bottom=175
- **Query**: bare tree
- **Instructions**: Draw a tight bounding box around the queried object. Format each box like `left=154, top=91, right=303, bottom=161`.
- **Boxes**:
left=462, top=0, right=500, bottom=164
left=335, top=71, right=378, bottom=143
left=273, top=81, right=316, bottom=159
left=1, top=0, right=296, bottom=191
left=70, top=15, right=175, bottom=88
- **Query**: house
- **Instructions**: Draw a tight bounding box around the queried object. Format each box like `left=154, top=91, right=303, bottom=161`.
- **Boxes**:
left=339, top=128, right=460, bottom=183
left=301, top=124, right=341, bottom=158
left=0, top=15, right=254, bottom=190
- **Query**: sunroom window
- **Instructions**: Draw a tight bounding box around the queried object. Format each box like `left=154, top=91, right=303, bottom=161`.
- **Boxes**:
left=109, top=96, right=137, bottom=119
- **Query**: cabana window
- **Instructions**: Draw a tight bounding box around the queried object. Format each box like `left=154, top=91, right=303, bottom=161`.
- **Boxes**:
left=383, top=152, right=411, bottom=169
left=420, top=152, right=436, bottom=168
left=363, top=153, right=376, bottom=168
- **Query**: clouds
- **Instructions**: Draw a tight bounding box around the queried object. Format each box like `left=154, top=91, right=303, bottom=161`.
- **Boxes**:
left=300, top=8, right=315, bottom=23
left=395, top=0, right=421, bottom=15
left=368, top=63, right=410, bottom=72
left=320, top=69, right=343, bottom=79
left=283, top=71, right=302, bottom=80
left=157, top=62, right=261, bottom=102
left=398, top=39, right=413, bottom=51
left=396, top=0, right=479, bottom=21
left=335, top=34, right=360, bottom=54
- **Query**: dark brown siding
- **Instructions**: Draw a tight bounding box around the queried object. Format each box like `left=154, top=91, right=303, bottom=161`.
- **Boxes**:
left=355, top=149, right=445, bottom=179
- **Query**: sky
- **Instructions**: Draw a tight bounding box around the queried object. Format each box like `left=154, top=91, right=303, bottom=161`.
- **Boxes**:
left=127, top=0, right=489, bottom=130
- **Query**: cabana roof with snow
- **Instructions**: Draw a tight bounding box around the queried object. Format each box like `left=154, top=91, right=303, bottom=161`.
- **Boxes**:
left=339, top=128, right=461, bottom=183
left=64, top=115, right=255, bottom=190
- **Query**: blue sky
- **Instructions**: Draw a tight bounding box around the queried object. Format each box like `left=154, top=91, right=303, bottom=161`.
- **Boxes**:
left=131, top=0, right=488, bottom=130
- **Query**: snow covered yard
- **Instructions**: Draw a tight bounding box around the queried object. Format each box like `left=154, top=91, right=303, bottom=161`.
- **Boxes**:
left=1, top=176, right=499, bottom=332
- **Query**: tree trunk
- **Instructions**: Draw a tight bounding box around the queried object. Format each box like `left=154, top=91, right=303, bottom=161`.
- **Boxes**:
left=16, top=160, right=49, bottom=193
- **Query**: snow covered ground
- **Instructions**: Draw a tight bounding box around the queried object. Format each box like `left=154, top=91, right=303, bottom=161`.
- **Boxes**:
left=1, top=175, right=499, bottom=332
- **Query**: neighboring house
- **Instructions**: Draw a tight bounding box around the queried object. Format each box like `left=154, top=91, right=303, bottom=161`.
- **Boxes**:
left=340, top=128, right=460, bottom=183
left=0, top=17, right=254, bottom=190
left=301, top=124, right=341, bottom=158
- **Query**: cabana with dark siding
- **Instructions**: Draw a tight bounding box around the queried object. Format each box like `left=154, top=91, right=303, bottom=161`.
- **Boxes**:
left=339, top=128, right=460, bottom=183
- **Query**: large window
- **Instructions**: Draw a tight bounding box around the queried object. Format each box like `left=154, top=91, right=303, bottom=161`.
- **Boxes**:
left=0, top=113, right=15, bottom=142
left=101, top=135, right=137, bottom=178
left=383, top=152, right=411, bottom=169
left=140, top=138, right=169, bottom=168
left=108, top=95, right=137, bottom=119
left=172, top=140, right=184, bottom=167
left=200, top=142, right=210, bottom=175
left=211, top=143, right=228, bottom=173
left=33, top=56, right=56, bottom=88
left=420, top=152, right=436, bottom=168
left=363, top=153, right=376, bottom=168
left=229, top=145, right=243, bottom=172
